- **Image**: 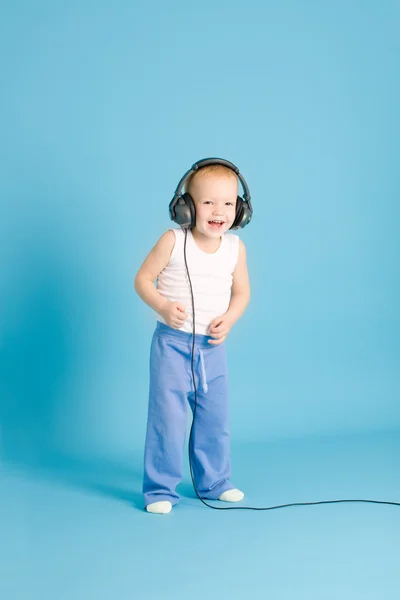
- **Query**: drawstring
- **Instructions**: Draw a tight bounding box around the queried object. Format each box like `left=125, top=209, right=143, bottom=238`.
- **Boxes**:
left=198, top=348, right=208, bottom=394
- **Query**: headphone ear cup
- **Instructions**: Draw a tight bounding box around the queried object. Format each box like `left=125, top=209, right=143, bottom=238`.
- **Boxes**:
left=230, top=196, right=252, bottom=230
left=170, top=193, right=196, bottom=228
left=230, top=197, right=245, bottom=230
left=181, top=193, right=196, bottom=229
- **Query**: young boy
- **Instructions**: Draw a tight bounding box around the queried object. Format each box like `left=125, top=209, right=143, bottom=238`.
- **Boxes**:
left=134, top=163, right=251, bottom=514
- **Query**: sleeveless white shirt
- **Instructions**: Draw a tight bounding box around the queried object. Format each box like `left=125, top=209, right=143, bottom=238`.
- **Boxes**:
left=155, top=227, right=240, bottom=335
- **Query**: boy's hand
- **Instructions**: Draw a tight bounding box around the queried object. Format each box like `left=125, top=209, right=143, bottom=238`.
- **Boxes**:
left=160, top=301, right=188, bottom=329
left=208, top=314, right=234, bottom=345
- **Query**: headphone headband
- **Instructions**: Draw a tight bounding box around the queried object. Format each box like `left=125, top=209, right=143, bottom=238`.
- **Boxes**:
left=171, top=157, right=252, bottom=213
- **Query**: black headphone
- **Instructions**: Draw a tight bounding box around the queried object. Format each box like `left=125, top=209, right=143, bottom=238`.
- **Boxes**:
left=169, top=157, right=253, bottom=230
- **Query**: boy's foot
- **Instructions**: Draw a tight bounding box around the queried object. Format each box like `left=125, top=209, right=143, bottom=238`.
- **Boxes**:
left=218, top=488, right=244, bottom=502
left=145, top=501, right=172, bottom=514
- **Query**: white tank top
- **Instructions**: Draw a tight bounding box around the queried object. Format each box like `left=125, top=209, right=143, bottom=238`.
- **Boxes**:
left=155, top=227, right=240, bottom=335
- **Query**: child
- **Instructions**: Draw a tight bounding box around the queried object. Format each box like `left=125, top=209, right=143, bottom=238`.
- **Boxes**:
left=134, top=161, right=251, bottom=514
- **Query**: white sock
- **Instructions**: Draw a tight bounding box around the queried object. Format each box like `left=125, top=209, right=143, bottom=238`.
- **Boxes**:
left=146, top=501, right=172, bottom=514
left=218, top=488, right=244, bottom=502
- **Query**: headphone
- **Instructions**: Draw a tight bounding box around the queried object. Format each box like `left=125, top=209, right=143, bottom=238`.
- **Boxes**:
left=169, top=157, right=253, bottom=231
left=168, top=158, right=399, bottom=512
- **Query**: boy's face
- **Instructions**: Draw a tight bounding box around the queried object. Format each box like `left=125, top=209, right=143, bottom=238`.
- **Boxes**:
left=190, top=175, right=238, bottom=237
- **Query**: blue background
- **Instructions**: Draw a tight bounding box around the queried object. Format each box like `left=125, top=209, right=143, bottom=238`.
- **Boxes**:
left=1, top=1, right=399, bottom=599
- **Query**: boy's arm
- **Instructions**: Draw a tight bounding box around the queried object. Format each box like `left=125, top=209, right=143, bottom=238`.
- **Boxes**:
left=225, top=238, right=250, bottom=324
left=134, top=230, right=175, bottom=314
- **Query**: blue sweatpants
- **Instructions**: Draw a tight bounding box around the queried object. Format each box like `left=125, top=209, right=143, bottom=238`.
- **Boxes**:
left=143, top=321, right=235, bottom=508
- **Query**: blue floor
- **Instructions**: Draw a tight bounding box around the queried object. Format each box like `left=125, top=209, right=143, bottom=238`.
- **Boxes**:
left=2, top=429, right=399, bottom=599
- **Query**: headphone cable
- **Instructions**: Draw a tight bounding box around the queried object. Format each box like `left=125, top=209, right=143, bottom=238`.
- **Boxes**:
left=183, top=228, right=400, bottom=511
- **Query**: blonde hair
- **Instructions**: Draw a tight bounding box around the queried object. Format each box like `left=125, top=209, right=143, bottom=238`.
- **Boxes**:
left=184, top=164, right=238, bottom=196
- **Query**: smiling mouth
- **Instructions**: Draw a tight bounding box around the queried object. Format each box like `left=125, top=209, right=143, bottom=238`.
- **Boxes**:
left=208, top=220, right=225, bottom=229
